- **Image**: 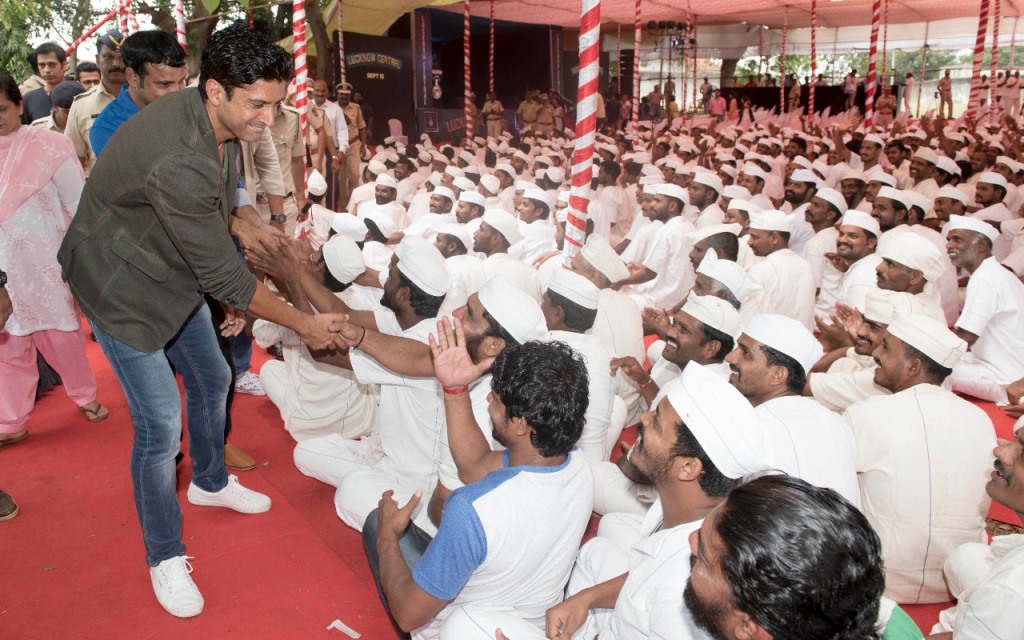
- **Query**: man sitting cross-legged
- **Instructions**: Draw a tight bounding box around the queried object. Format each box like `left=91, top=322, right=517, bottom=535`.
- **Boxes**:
left=371, top=326, right=594, bottom=639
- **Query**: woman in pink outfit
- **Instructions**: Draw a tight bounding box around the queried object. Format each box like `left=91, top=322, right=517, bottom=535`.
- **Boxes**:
left=0, top=73, right=107, bottom=446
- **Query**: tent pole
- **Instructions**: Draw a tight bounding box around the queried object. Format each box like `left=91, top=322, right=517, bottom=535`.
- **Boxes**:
left=617, top=23, right=622, bottom=94
left=968, top=0, right=992, bottom=119
left=564, top=0, right=601, bottom=267
left=990, top=0, right=1001, bottom=116
left=809, top=0, right=817, bottom=118
left=780, top=5, right=788, bottom=113
left=489, top=0, right=495, bottom=94
left=865, top=0, right=881, bottom=123
left=631, top=0, right=641, bottom=135
left=463, top=0, right=474, bottom=144
left=917, top=25, right=928, bottom=116
left=174, top=0, right=187, bottom=51
left=292, top=0, right=308, bottom=142
left=338, top=0, right=346, bottom=85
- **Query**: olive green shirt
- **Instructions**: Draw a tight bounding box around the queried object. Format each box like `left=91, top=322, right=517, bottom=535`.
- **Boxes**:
left=58, top=88, right=256, bottom=352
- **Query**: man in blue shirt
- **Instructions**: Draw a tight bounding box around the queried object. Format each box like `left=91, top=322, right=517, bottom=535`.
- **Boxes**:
left=91, top=30, right=186, bottom=157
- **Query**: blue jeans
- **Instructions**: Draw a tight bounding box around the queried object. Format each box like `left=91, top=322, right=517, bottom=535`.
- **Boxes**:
left=362, top=507, right=433, bottom=639
left=91, top=303, right=231, bottom=566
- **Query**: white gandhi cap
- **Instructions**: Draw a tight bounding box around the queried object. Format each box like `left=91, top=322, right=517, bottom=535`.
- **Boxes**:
left=322, top=235, right=365, bottom=285
left=477, top=276, right=547, bottom=344
left=742, top=313, right=824, bottom=374
left=395, top=236, right=450, bottom=296
left=682, top=294, right=741, bottom=339
left=547, top=268, right=600, bottom=310
left=662, top=363, right=773, bottom=479
left=886, top=312, right=967, bottom=368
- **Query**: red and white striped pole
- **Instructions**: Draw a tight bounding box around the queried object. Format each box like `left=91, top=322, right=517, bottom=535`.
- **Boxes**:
left=681, top=21, right=688, bottom=112
left=174, top=0, right=187, bottom=51
left=881, top=0, right=889, bottom=86
left=118, top=0, right=129, bottom=34
left=864, top=0, right=881, bottom=123
left=990, top=0, right=1001, bottom=113
left=809, top=0, right=817, bottom=117
left=780, top=6, right=788, bottom=113
left=126, top=10, right=140, bottom=34
left=968, top=0, right=992, bottom=119
left=292, top=0, right=308, bottom=140
left=65, top=10, right=117, bottom=56
left=563, top=0, right=601, bottom=267
left=631, top=0, right=641, bottom=135
left=489, top=0, right=495, bottom=94
left=338, top=0, right=346, bottom=85
left=463, top=0, right=474, bottom=145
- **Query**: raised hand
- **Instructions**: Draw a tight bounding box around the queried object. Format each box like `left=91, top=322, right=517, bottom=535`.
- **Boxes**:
left=429, top=316, right=492, bottom=389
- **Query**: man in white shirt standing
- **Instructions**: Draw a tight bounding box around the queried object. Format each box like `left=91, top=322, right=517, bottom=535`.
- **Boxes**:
left=844, top=312, right=996, bottom=604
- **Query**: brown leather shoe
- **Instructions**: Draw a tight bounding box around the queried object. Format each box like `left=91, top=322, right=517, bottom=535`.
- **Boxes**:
left=224, top=444, right=256, bottom=471
left=0, top=430, right=28, bottom=448
left=0, top=489, right=18, bottom=521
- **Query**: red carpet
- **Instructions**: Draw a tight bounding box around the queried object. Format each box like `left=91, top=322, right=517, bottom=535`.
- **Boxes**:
left=2, top=335, right=400, bottom=639
left=4, top=330, right=1019, bottom=637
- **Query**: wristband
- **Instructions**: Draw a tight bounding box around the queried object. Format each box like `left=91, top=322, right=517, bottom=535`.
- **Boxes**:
left=443, top=386, right=469, bottom=395
left=353, top=326, right=366, bottom=349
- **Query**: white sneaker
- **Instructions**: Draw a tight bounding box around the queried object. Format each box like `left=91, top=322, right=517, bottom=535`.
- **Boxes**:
left=187, top=475, right=271, bottom=514
left=150, top=556, right=204, bottom=618
left=233, top=371, right=266, bottom=396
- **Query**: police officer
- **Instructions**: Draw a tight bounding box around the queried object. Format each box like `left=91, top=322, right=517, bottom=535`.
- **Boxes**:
left=64, top=29, right=126, bottom=175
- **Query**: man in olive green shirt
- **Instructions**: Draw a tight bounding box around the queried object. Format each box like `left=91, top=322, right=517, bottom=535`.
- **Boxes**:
left=57, top=25, right=346, bottom=619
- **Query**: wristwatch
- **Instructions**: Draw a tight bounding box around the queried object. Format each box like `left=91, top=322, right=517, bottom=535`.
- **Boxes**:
left=0, top=268, right=6, bottom=288
left=270, top=214, right=287, bottom=224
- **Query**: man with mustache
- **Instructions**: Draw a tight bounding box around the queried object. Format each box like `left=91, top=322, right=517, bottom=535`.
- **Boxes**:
left=725, top=314, right=859, bottom=505
left=65, top=29, right=126, bottom=175
left=843, top=313, right=996, bottom=603
left=929, top=416, right=1024, bottom=638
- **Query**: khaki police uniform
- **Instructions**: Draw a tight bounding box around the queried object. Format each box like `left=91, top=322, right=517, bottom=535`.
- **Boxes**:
left=306, top=102, right=329, bottom=173
left=19, top=74, right=46, bottom=96
left=338, top=99, right=365, bottom=206
left=31, top=114, right=60, bottom=133
left=260, top=106, right=304, bottom=235
left=482, top=99, right=504, bottom=138
left=535, top=103, right=555, bottom=136
left=64, top=84, right=118, bottom=176
left=517, top=98, right=539, bottom=132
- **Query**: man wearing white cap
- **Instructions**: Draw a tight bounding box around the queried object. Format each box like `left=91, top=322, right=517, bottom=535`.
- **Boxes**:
left=993, top=156, right=1021, bottom=213
left=348, top=159, right=388, bottom=217
left=434, top=223, right=484, bottom=312
left=544, top=363, right=772, bottom=640
left=780, top=168, right=820, bottom=256
left=293, top=238, right=451, bottom=531
left=945, top=216, right=1024, bottom=403
left=694, top=249, right=764, bottom=324
left=356, top=173, right=407, bottom=230
left=572, top=236, right=646, bottom=420
left=617, top=183, right=697, bottom=311
left=390, top=186, right=457, bottom=246
left=803, top=187, right=846, bottom=318
left=873, top=188, right=960, bottom=325
left=908, top=147, right=939, bottom=199
left=476, top=208, right=541, bottom=301
left=688, top=171, right=726, bottom=229
left=394, top=157, right=419, bottom=207
left=839, top=170, right=870, bottom=212
left=931, top=416, right=1024, bottom=638
left=875, top=234, right=948, bottom=322
left=737, top=163, right=775, bottom=212
left=843, top=312, right=997, bottom=603
left=831, top=210, right=882, bottom=312
left=745, top=210, right=817, bottom=329
left=808, top=290, right=931, bottom=412
left=510, top=188, right=557, bottom=266
left=253, top=235, right=378, bottom=443
left=542, top=269, right=617, bottom=462
left=972, top=171, right=1013, bottom=224
left=933, top=184, right=969, bottom=223
left=726, top=315, right=860, bottom=505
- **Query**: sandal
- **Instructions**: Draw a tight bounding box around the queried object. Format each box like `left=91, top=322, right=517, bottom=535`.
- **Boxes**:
left=78, top=402, right=110, bottom=423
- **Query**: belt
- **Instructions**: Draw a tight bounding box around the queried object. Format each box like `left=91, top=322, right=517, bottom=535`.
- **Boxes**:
left=349, top=137, right=360, bottom=145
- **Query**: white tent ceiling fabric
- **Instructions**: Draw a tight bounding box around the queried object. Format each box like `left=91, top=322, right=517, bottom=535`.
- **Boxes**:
left=333, top=0, right=1022, bottom=58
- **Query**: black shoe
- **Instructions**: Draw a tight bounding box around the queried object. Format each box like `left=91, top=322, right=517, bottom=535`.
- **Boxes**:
left=0, top=489, right=18, bottom=521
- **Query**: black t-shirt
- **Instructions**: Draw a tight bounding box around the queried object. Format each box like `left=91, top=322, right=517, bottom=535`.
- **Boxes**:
left=21, top=88, right=52, bottom=125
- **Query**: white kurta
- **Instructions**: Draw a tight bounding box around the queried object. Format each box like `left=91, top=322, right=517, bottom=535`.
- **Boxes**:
left=838, top=253, right=882, bottom=312
left=932, top=535, right=1024, bottom=637
left=804, top=227, right=842, bottom=318
left=809, top=349, right=889, bottom=412
left=843, top=384, right=996, bottom=603
left=624, top=216, right=696, bottom=310
left=481, top=252, right=541, bottom=301
left=746, top=248, right=817, bottom=329
left=549, top=330, right=617, bottom=462
left=755, top=395, right=861, bottom=507
left=951, top=256, right=1024, bottom=402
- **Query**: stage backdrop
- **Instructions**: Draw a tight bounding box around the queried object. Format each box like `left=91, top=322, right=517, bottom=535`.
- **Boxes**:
left=335, top=32, right=416, bottom=144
